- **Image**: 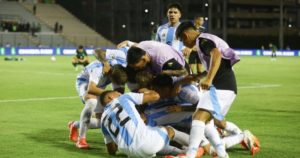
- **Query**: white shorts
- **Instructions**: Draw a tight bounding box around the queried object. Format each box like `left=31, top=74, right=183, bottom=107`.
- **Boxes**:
left=76, top=78, right=88, bottom=98
left=197, top=86, right=236, bottom=120
left=120, top=126, right=169, bottom=158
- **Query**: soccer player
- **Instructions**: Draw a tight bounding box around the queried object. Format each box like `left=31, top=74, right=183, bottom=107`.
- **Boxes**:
left=100, top=89, right=194, bottom=157
left=118, top=40, right=190, bottom=76
left=189, top=16, right=205, bottom=74
left=71, top=45, right=90, bottom=71
left=176, top=21, right=260, bottom=158
left=155, top=3, right=190, bottom=56
left=269, top=43, right=277, bottom=61
left=68, top=48, right=128, bottom=149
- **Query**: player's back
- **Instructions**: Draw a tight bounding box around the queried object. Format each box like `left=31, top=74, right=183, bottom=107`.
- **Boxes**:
left=101, top=93, right=147, bottom=152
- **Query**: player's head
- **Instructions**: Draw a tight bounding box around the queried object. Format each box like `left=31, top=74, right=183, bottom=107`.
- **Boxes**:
left=127, top=46, right=150, bottom=70
left=78, top=45, right=84, bottom=52
left=109, top=64, right=128, bottom=85
left=194, top=16, right=204, bottom=27
left=152, top=74, right=173, bottom=99
left=100, top=90, right=121, bottom=106
left=135, top=70, right=154, bottom=89
left=176, top=21, right=198, bottom=48
left=167, top=3, right=182, bottom=25
left=93, top=48, right=106, bottom=62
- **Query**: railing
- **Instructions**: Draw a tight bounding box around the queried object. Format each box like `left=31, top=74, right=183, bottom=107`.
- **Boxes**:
left=0, top=32, right=113, bottom=47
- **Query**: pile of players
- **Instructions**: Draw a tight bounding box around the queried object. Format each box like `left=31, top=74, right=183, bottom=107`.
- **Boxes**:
left=67, top=3, right=260, bottom=158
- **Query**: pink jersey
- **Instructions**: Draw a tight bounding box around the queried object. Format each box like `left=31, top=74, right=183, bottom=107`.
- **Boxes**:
left=137, top=41, right=185, bottom=75
left=196, top=33, right=240, bottom=70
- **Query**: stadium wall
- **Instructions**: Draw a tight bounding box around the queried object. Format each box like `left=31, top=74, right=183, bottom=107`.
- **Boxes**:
left=0, top=47, right=299, bottom=56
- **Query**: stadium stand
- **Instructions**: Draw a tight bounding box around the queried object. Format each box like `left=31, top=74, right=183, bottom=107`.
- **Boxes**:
left=21, top=2, right=115, bottom=47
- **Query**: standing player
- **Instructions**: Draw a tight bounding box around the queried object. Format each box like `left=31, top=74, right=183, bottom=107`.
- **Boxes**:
left=176, top=21, right=260, bottom=158
left=189, top=16, right=205, bottom=74
left=156, top=3, right=191, bottom=56
left=269, top=43, right=277, bottom=61
left=100, top=90, right=194, bottom=157
left=68, top=48, right=128, bottom=149
left=71, top=45, right=90, bottom=71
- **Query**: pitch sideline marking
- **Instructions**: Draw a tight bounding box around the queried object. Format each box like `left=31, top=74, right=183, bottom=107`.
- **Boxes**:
left=0, top=96, right=78, bottom=103
left=0, top=84, right=282, bottom=103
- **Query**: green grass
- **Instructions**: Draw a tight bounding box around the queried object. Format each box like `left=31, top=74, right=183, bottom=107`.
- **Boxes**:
left=0, top=56, right=299, bottom=158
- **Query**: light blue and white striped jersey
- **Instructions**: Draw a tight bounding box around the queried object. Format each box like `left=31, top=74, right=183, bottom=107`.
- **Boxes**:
left=144, top=84, right=200, bottom=128
left=155, top=22, right=184, bottom=53
left=105, top=46, right=128, bottom=67
left=144, top=97, right=193, bottom=128
left=76, top=47, right=128, bottom=89
left=101, top=93, right=147, bottom=152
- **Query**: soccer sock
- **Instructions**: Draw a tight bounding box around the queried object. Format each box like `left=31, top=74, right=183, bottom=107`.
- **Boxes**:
left=205, top=120, right=227, bottom=157
left=72, top=62, right=77, bottom=67
left=79, top=99, right=97, bottom=139
left=224, top=121, right=242, bottom=135
left=186, top=120, right=205, bottom=158
left=74, top=121, right=80, bottom=128
left=172, top=127, right=189, bottom=146
left=88, top=118, right=101, bottom=129
left=222, top=133, right=244, bottom=149
left=158, top=145, right=186, bottom=155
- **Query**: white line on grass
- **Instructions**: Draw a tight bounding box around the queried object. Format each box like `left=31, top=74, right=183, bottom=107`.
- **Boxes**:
left=0, top=96, right=78, bottom=103
left=0, top=84, right=281, bottom=103
left=239, top=84, right=281, bottom=89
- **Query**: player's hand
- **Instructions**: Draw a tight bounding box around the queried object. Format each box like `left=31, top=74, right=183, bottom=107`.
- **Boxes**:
left=200, top=78, right=212, bottom=90
left=103, top=62, right=111, bottom=74
left=166, top=105, right=182, bottom=112
left=182, top=47, right=192, bottom=57
left=117, top=40, right=129, bottom=48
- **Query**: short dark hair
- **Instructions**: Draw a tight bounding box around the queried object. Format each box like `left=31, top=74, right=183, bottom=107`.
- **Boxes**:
left=78, top=45, right=84, bottom=49
left=100, top=90, right=114, bottom=106
left=175, top=21, right=196, bottom=40
left=152, top=74, right=173, bottom=89
left=135, top=70, right=154, bottom=89
left=110, top=64, right=128, bottom=85
left=167, top=2, right=183, bottom=14
left=127, top=47, right=146, bottom=65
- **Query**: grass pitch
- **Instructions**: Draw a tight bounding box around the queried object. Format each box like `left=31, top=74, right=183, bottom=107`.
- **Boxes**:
left=0, top=56, right=299, bottom=158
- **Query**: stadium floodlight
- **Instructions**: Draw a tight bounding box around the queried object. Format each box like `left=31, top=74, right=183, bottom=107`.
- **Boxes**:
left=144, top=9, right=149, bottom=13
left=205, top=17, right=208, bottom=21
left=150, top=21, right=155, bottom=25
left=288, top=24, right=292, bottom=28
left=122, top=24, right=126, bottom=28
left=205, top=3, right=208, bottom=7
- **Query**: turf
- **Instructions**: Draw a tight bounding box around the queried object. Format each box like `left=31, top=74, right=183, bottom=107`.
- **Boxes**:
left=0, top=56, right=299, bottom=158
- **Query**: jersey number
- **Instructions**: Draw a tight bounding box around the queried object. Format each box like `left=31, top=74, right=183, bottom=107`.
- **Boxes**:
left=106, top=104, right=131, bottom=137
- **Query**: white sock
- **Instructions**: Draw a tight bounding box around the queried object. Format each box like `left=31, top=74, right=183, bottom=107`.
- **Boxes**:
left=172, top=127, right=189, bottom=146
left=158, top=145, right=185, bottom=155
left=223, top=133, right=244, bottom=149
left=88, top=118, right=101, bottom=129
left=205, top=120, right=227, bottom=157
left=224, top=121, right=242, bottom=135
left=79, top=99, right=97, bottom=139
left=186, top=120, right=205, bottom=158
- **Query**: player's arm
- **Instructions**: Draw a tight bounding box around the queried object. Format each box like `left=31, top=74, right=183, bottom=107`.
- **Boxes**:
left=138, top=88, right=160, bottom=104
left=198, top=38, right=221, bottom=90
left=117, top=40, right=137, bottom=48
left=87, top=81, right=105, bottom=95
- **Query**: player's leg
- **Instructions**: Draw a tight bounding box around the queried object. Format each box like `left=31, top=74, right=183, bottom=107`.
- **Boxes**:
left=205, top=120, right=227, bottom=157
left=76, top=94, right=98, bottom=149
left=72, top=57, right=78, bottom=68
left=186, top=109, right=211, bottom=158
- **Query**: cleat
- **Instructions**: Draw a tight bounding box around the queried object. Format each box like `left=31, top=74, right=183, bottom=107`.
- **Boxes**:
left=251, top=146, right=260, bottom=156
left=76, top=138, right=89, bottom=149
left=240, top=140, right=249, bottom=150
left=196, top=147, right=204, bottom=158
left=68, top=121, right=78, bottom=142
left=243, top=130, right=260, bottom=155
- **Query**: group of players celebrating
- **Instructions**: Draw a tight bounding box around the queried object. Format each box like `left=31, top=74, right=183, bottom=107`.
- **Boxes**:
left=67, top=3, right=260, bottom=158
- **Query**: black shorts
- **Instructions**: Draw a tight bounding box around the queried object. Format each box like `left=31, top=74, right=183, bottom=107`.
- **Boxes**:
left=189, top=51, right=201, bottom=64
